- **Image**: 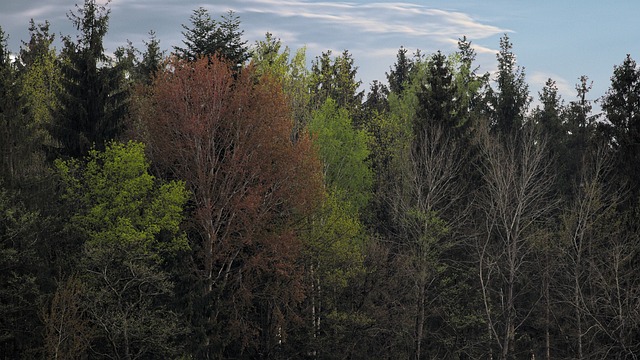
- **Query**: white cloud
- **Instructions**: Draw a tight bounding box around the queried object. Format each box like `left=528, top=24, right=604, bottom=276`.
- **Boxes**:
left=529, top=71, right=574, bottom=99
left=353, top=47, right=403, bottom=59
left=237, top=0, right=508, bottom=40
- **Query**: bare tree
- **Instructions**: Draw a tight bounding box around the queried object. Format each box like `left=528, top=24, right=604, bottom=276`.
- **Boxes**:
left=392, top=123, right=467, bottom=360
left=475, top=125, right=556, bottom=360
left=559, top=144, right=640, bottom=359
left=43, top=277, right=92, bottom=360
left=557, top=146, right=617, bottom=359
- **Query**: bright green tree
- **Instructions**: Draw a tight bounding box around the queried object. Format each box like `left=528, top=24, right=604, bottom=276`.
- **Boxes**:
left=252, top=33, right=312, bottom=134
left=54, top=140, right=189, bottom=358
left=17, top=20, right=61, bottom=184
left=305, top=98, right=372, bottom=357
left=309, top=98, right=373, bottom=212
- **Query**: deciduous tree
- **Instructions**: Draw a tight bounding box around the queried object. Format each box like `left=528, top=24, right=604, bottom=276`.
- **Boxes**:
left=475, top=126, right=556, bottom=359
left=55, top=141, right=189, bottom=359
left=137, top=56, right=322, bottom=357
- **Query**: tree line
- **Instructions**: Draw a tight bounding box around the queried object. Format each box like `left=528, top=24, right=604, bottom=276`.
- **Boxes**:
left=1, top=1, right=640, bottom=359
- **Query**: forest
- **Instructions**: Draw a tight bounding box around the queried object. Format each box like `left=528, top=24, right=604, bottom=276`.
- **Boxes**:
left=1, top=1, right=640, bottom=359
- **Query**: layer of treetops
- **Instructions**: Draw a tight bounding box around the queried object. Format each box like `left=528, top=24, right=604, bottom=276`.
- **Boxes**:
left=2, top=0, right=640, bottom=359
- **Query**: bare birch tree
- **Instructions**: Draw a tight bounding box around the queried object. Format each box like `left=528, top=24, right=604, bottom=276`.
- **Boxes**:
left=560, top=145, right=640, bottom=358
left=475, top=125, right=556, bottom=359
left=392, top=123, right=467, bottom=359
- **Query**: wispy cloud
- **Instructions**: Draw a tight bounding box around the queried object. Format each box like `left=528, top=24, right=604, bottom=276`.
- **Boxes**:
left=238, top=0, right=507, bottom=41
left=0, top=0, right=509, bottom=88
left=529, top=71, right=574, bottom=99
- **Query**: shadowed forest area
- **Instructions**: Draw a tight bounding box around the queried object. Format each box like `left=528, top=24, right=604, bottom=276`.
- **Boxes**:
left=2, top=1, right=640, bottom=359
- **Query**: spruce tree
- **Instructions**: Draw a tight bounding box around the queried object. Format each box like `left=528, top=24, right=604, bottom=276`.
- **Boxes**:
left=601, top=54, right=640, bottom=204
left=50, top=0, right=128, bottom=158
left=387, top=46, right=413, bottom=95
left=489, top=34, right=529, bottom=135
left=174, top=8, right=249, bottom=69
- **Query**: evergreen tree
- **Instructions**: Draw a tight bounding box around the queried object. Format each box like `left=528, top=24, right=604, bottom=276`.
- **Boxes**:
left=51, top=0, right=128, bottom=158
left=18, top=20, right=55, bottom=70
left=174, top=8, right=249, bottom=69
left=0, top=185, right=43, bottom=358
left=415, top=51, right=459, bottom=135
left=18, top=19, right=61, bottom=147
left=138, top=31, right=163, bottom=84
left=534, top=80, right=565, bottom=155
left=174, top=7, right=215, bottom=61
left=0, top=26, right=42, bottom=188
left=0, top=27, right=22, bottom=186
left=488, top=34, right=529, bottom=135
left=310, top=50, right=363, bottom=116
left=364, top=80, right=389, bottom=114
left=455, top=36, right=490, bottom=131
left=561, top=77, right=599, bottom=199
left=601, top=54, right=640, bottom=203
left=387, top=46, right=413, bottom=95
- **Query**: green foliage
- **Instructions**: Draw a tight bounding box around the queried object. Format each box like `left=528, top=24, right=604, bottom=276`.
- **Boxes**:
left=306, top=189, right=366, bottom=288
left=252, top=32, right=290, bottom=78
left=387, top=46, right=413, bottom=95
left=601, top=54, right=640, bottom=205
left=0, top=25, right=49, bottom=190
left=53, top=140, right=188, bottom=358
left=5, top=12, right=640, bottom=358
left=309, top=98, right=373, bottom=212
left=56, top=140, right=188, bottom=256
left=301, top=189, right=368, bottom=358
left=17, top=20, right=60, bottom=180
left=0, top=186, right=43, bottom=356
left=415, top=51, right=460, bottom=135
left=252, top=33, right=312, bottom=132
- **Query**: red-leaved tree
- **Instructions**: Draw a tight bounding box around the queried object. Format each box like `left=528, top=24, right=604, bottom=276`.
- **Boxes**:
left=136, top=56, right=322, bottom=357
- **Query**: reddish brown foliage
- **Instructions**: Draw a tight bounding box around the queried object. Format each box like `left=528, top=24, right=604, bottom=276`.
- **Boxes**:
left=136, top=56, right=322, bottom=355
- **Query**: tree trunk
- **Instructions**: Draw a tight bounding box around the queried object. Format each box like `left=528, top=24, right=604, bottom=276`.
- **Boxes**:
left=544, top=249, right=550, bottom=360
left=415, top=284, right=425, bottom=360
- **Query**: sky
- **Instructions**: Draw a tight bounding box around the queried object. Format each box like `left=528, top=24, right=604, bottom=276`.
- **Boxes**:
left=1, top=0, right=639, bottom=111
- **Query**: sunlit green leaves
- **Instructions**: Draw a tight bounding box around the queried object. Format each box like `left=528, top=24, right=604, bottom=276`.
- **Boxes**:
left=56, top=140, right=188, bottom=258
left=309, top=98, right=373, bottom=212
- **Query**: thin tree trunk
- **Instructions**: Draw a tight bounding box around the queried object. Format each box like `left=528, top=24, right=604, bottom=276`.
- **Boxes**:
left=544, top=249, right=550, bottom=360
left=415, top=285, right=425, bottom=360
left=575, top=266, right=582, bottom=360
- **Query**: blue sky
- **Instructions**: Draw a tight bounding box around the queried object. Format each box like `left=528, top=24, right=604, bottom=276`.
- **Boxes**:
left=1, top=0, right=639, bottom=111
